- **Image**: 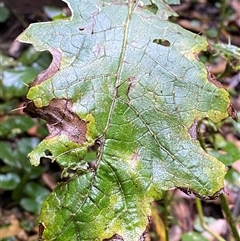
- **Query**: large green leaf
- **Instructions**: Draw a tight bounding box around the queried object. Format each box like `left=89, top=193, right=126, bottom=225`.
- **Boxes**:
left=18, top=0, right=234, bottom=240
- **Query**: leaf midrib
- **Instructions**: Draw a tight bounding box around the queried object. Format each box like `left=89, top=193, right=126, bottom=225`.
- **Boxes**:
left=99, top=1, right=136, bottom=153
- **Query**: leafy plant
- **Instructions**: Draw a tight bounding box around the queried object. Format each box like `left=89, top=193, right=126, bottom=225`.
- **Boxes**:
left=17, top=0, right=237, bottom=240
left=213, top=43, right=240, bottom=71
left=0, top=48, right=51, bottom=214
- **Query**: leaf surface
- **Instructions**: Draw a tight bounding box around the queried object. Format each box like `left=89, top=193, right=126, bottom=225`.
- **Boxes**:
left=18, top=0, right=231, bottom=240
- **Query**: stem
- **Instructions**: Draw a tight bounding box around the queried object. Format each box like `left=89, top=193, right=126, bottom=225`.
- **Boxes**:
left=216, top=0, right=227, bottom=43
left=232, top=189, right=240, bottom=219
left=195, top=198, right=226, bottom=241
left=219, top=194, right=240, bottom=241
left=163, top=192, right=169, bottom=241
left=151, top=201, right=166, bottom=241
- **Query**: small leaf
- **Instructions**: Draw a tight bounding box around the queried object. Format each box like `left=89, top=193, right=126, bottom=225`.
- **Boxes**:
left=225, top=168, right=240, bottom=187
left=165, top=0, right=180, bottom=4
left=0, top=2, right=10, bottom=23
left=23, top=181, right=51, bottom=199
left=0, top=116, right=35, bottom=138
left=213, top=43, right=240, bottom=60
left=1, top=66, right=40, bottom=100
left=20, top=182, right=51, bottom=214
left=213, top=43, right=240, bottom=71
left=209, top=136, right=240, bottom=166
left=18, top=46, right=51, bottom=67
left=0, top=52, right=18, bottom=69
left=0, top=173, right=21, bottom=190
left=0, top=138, right=43, bottom=177
left=43, top=6, right=66, bottom=20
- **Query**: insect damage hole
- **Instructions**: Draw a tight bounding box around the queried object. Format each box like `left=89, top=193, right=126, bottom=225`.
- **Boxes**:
left=44, top=149, right=52, bottom=156
left=153, top=39, right=171, bottom=47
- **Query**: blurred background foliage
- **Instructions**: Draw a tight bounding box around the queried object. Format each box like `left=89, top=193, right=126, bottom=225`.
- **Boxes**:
left=0, top=47, right=52, bottom=213
left=0, top=0, right=239, bottom=240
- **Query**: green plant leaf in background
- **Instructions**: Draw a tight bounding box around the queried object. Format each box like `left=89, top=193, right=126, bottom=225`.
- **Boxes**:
left=0, top=2, right=10, bottom=23
left=0, top=172, right=21, bottom=190
left=0, top=137, right=45, bottom=213
left=0, top=116, right=35, bottom=138
left=0, top=53, right=18, bottom=70
left=0, top=47, right=52, bottom=100
left=20, top=182, right=51, bottom=214
left=182, top=231, right=209, bottom=241
left=0, top=138, right=41, bottom=176
left=213, top=43, right=240, bottom=71
left=18, top=0, right=235, bottom=240
left=209, top=133, right=240, bottom=166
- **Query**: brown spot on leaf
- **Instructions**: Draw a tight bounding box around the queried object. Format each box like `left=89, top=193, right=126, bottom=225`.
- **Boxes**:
left=206, top=66, right=223, bottom=88
left=227, top=103, right=238, bottom=121
left=39, top=223, right=45, bottom=241
left=130, top=149, right=140, bottom=170
left=131, top=151, right=139, bottom=162
left=178, top=187, right=226, bottom=200
left=126, top=76, right=137, bottom=98
left=138, top=216, right=152, bottom=241
left=206, top=66, right=237, bottom=122
left=153, top=39, right=171, bottom=47
left=24, top=99, right=87, bottom=144
left=31, top=48, right=62, bottom=87
left=103, top=234, right=124, bottom=241
left=188, top=118, right=199, bottom=140
left=128, top=76, right=137, bottom=89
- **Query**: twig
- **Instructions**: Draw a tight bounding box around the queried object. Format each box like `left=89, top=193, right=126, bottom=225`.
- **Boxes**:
left=195, top=198, right=226, bottom=241
left=220, top=194, right=240, bottom=241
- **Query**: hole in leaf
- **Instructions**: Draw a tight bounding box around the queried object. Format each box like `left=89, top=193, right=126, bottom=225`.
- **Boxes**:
left=44, top=149, right=52, bottom=156
left=88, top=160, right=97, bottom=170
left=153, top=39, right=171, bottom=47
left=66, top=169, right=76, bottom=174
left=144, top=3, right=158, bottom=14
